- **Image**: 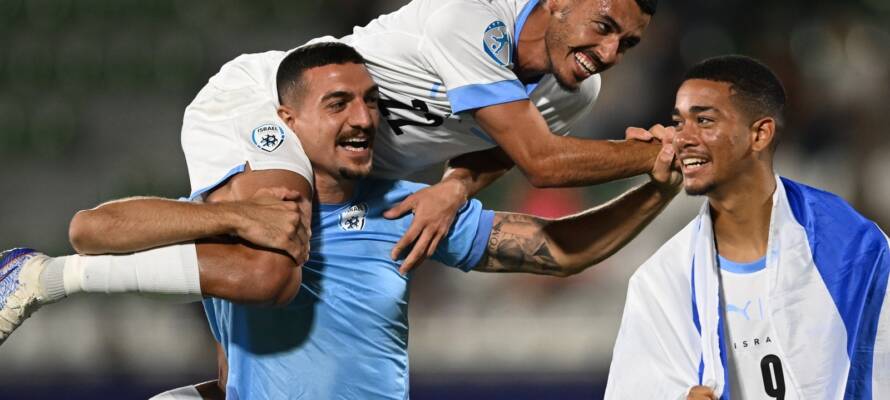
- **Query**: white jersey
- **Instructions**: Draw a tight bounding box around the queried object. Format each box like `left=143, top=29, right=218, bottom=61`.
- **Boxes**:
left=718, top=256, right=800, bottom=400
left=181, top=0, right=600, bottom=194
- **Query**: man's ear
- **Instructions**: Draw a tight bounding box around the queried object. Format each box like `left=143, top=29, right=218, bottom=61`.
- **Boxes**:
left=750, top=117, right=776, bottom=153
left=277, top=105, right=298, bottom=133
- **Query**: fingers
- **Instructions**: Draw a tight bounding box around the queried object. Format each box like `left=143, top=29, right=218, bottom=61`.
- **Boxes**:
left=391, top=221, right=422, bottom=261
left=383, top=197, right=415, bottom=219
left=650, top=142, right=676, bottom=184
left=648, top=124, right=676, bottom=144
left=398, top=229, right=435, bottom=275
left=625, top=126, right=653, bottom=142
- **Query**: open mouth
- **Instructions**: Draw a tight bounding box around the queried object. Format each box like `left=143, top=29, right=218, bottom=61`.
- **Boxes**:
left=337, top=136, right=371, bottom=153
left=681, top=157, right=710, bottom=172
left=574, top=51, right=597, bottom=77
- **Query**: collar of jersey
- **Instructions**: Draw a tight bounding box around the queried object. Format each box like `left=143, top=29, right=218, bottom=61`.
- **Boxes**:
left=717, top=254, right=767, bottom=274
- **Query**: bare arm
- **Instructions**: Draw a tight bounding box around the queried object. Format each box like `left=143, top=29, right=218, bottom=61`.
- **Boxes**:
left=473, top=100, right=659, bottom=188
left=475, top=180, right=678, bottom=276
left=443, top=147, right=515, bottom=198
left=475, top=135, right=680, bottom=276
left=70, top=193, right=298, bottom=256
left=70, top=167, right=313, bottom=306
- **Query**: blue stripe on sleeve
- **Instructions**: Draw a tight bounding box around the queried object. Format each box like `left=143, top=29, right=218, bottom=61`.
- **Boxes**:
left=188, top=163, right=246, bottom=201
left=782, top=177, right=890, bottom=399
left=462, top=210, right=495, bottom=271
left=448, top=80, right=528, bottom=114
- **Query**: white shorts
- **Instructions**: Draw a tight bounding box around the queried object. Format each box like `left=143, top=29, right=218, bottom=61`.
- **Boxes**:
left=180, top=51, right=312, bottom=201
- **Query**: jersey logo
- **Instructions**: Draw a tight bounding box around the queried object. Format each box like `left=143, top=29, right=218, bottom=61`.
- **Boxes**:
left=483, top=20, right=512, bottom=67
left=251, top=123, right=286, bottom=152
left=339, top=203, right=368, bottom=231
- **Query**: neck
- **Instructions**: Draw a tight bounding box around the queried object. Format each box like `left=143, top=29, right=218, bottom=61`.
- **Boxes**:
left=313, top=172, right=356, bottom=204
left=514, top=2, right=549, bottom=82
left=709, top=166, right=776, bottom=262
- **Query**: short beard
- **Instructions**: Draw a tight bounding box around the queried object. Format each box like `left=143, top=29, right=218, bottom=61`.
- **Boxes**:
left=338, top=166, right=371, bottom=181
left=684, top=183, right=715, bottom=196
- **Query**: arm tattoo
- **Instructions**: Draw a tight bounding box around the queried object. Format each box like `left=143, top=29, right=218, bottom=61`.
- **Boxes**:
left=476, top=213, right=562, bottom=275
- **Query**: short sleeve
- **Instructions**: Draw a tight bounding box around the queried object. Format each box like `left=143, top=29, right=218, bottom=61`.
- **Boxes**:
left=421, top=2, right=528, bottom=114
left=181, top=63, right=313, bottom=201
left=431, top=198, right=495, bottom=271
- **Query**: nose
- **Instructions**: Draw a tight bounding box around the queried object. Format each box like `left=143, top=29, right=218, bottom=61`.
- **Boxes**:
left=594, top=35, right=620, bottom=66
left=673, top=123, right=699, bottom=150
left=348, top=100, right=376, bottom=130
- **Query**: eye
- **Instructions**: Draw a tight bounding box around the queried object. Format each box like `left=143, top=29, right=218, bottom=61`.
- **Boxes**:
left=365, top=95, right=379, bottom=109
left=328, top=101, right=346, bottom=111
left=697, top=117, right=714, bottom=126
left=671, top=118, right=684, bottom=129
left=618, top=37, right=639, bottom=53
left=594, top=21, right=610, bottom=34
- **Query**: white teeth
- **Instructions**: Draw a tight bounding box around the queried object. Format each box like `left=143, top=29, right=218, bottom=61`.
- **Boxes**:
left=682, top=158, right=707, bottom=167
left=574, top=52, right=595, bottom=76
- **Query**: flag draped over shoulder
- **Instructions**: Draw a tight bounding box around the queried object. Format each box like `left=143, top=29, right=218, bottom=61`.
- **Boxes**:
left=605, top=176, right=890, bottom=400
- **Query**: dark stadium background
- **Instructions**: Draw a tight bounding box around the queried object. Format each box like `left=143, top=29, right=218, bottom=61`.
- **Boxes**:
left=1, top=0, right=888, bottom=398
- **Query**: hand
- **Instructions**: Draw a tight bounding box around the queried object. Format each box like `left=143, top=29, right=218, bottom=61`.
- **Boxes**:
left=647, top=124, right=683, bottom=191
left=626, top=126, right=657, bottom=142
left=230, top=187, right=310, bottom=264
left=687, top=385, right=717, bottom=400
left=384, top=179, right=468, bottom=275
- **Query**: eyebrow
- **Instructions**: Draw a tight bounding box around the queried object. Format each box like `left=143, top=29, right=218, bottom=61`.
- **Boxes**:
left=364, top=84, right=380, bottom=97
left=672, top=106, right=718, bottom=116
left=320, top=90, right=353, bottom=102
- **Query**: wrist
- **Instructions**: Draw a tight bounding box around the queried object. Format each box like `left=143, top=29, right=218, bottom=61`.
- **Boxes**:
left=209, top=202, right=244, bottom=236
left=440, top=175, right=471, bottom=202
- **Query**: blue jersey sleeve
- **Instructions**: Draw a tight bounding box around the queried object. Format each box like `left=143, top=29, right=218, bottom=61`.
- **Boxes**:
left=431, top=198, right=495, bottom=271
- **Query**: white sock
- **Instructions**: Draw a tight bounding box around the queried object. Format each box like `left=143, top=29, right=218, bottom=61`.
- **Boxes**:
left=54, top=243, right=202, bottom=303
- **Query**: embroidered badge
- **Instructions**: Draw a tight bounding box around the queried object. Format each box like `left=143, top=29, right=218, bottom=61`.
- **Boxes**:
left=339, top=203, right=368, bottom=231
left=483, top=20, right=512, bottom=67
left=251, top=123, right=285, bottom=152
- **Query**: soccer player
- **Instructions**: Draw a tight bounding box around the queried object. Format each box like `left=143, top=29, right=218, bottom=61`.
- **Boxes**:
left=1, top=42, right=681, bottom=399
left=605, top=56, right=890, bottom=399
left=180, top=0, right=662, bottom=274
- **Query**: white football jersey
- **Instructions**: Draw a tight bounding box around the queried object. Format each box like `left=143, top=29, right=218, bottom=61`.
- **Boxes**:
left=181, top=0, right=601, bottom=194
left=719, top=256, right=800, bottom=400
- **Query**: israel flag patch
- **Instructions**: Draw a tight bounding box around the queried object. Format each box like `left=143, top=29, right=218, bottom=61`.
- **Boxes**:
left=251, top=123, right=285, bottom=152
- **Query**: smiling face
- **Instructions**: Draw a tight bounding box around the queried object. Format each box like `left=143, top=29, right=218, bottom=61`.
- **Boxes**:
left=544, top=0, right=650, bottom=91
left=280, top=63, right=380, bottom=182
left=672, top=79, right=762, bottom=196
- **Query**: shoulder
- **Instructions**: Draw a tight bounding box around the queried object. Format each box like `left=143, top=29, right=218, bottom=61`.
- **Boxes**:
left=423, top=0, right=511, bottom=38
left=781, top=177, right=884, bottom=244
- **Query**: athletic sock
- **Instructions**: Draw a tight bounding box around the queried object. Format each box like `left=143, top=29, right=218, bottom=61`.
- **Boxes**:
left=40, top=243, right=202, bottom=303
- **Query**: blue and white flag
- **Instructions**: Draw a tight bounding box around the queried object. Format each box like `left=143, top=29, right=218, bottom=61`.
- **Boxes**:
left=605, top=176, right=890, bottom=399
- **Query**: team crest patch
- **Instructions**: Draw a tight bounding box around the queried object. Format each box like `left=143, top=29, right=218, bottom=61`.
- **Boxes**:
left=339, top=203, right=368, bottom=231
left=483, top=20, right=512, bottom=67
left=251, top=123, right=286, bottom=152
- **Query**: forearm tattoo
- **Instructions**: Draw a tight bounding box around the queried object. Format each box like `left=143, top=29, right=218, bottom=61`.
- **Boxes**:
left=477, top=213, right=561, bottom=274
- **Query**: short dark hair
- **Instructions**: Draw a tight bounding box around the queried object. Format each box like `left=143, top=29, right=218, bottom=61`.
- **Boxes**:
left=634, top=0, right=657, bottom=15
left=683, top=55, right=786, bottom=129
left=276, top=41, right=366, bottom=106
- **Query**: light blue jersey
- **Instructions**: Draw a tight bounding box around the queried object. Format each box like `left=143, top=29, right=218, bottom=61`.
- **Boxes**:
left=204, top=179, right=494, bottom=400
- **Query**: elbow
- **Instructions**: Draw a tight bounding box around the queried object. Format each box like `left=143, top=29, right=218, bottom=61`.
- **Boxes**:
left=521, top=160, right=562, bottom=188
left=68, top=210, right=105, bottom=254
left=244, top=251, right=303, bottom=307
